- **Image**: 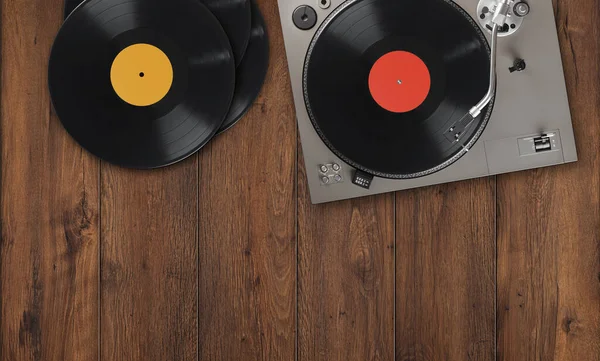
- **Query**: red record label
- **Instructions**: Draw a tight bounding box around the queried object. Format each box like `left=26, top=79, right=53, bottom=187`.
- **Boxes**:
left=368, top=51, right=431, bottom=113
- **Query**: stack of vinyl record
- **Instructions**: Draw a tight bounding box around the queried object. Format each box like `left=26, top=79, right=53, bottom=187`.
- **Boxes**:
left=50, top=0, right=270, bottom=168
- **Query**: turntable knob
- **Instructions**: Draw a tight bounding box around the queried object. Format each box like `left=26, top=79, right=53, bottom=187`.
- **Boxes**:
left=293, top=5, right=318, bottom=30
left=509, top=58, right=527, bottom=73
left=513, top=2, right=530, bottom=17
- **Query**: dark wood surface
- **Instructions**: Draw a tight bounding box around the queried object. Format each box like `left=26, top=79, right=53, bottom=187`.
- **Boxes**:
left=496, top=1, right=600, bottom=360
left=396, top=180, right=496, bottom=361
left=1, top=0, right=598, bottom=360
left=299, top=156, right=395, bottom=361
left=100, top=163, right=199, bottom=361
left=197, top=7, right=296, bottom=358
left=0, top=1, right=100, bottom=360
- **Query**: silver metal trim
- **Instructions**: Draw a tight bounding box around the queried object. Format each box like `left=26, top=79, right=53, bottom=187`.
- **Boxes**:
left=470, top=24, right=498, bottom=118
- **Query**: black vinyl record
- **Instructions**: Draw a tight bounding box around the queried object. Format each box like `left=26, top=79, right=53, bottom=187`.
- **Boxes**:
left=64, top=0, right=250, bottom=66
left=218, top=0, right=269, bottom=134
left=201, top=0, right=252, bottom=66
left=49, top=0, right=236, bottom=168
left=304, top=0, right=493, bottom=178
left=64, top=0, right=82, bottom=19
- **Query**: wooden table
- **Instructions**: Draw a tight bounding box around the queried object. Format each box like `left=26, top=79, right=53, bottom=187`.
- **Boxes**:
left=1, top=0, right=598, bottom=360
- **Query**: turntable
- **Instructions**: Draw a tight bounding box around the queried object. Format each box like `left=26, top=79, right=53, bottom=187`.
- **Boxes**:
left=278, top=0, right=577, bottom=203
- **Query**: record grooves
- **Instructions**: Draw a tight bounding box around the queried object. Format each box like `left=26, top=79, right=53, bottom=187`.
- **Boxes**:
left=65, top=0, right=251, bottom=66
left=303, top=0, right=494, bottom=179
left=219, top=0, right=270, bottom=134
left=64, top=0, right=81, bottom=18
left=51, top=0, right=236, bottom=168
left=201, top=0, right=252, bottom=66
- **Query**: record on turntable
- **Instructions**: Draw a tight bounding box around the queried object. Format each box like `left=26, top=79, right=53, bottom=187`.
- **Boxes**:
left=303, top=0, right=493, bottom=178
left=50, top=0, right=236, bottom=168
left=278, top=0, right=578, bottom=203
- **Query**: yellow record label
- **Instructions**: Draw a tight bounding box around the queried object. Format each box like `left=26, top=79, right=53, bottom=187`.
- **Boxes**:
left=110, top=44, right=173, bottom=107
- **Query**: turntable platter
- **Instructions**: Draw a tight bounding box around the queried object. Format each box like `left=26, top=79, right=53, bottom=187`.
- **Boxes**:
left=303, top=0, right=493, bottom=178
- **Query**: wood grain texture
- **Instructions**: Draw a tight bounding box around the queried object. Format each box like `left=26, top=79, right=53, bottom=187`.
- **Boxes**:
left=197, top=1, right=297, bottom=360
left=298, top=162, right=395, bottom=361
left=395, top=180, right=496, bottom=361
left=1, top=0, right=600, bottom=360
left=100, top=163, right=198, bottom=361
left=496, top=0, right=600, bottom=360
left=0, top=0, right=100, bottom=360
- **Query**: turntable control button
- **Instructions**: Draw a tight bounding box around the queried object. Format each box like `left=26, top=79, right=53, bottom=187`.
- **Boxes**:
left=293, top=5, right=317, bottom=30
left=352, top=170, right=374, bottom=189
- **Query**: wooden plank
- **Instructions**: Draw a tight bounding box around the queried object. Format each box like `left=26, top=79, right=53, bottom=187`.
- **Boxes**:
left=100, top=162, right=198, bottom=361
left=0, top=0, right=100, bottom=360
left=298, top=169, right=395, bottom=361
left=395, top=180, right=496, bottom=361
left=197, top=0, right=297, bottom=359
left=496, top=0, right=600, bottom=359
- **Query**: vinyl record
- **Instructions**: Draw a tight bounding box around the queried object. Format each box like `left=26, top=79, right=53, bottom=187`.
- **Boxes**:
left=201, top=0, right=252, bottom=66
left=64, top=0, right=82, bottom=19
left=218, top=0, right=269, bottom=134
left=304, top=0, right=493, bottom=179
left=66, top=0, right=252, bottom=66
left=49, top=0, right=236, bottom=168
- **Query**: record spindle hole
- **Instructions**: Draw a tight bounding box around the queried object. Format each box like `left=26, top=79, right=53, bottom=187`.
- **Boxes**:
left=139, top=72, right=145, bottom=77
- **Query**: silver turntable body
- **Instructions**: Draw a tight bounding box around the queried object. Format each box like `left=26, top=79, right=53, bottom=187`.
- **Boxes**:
left=278, top=0, right=577, bottom=204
